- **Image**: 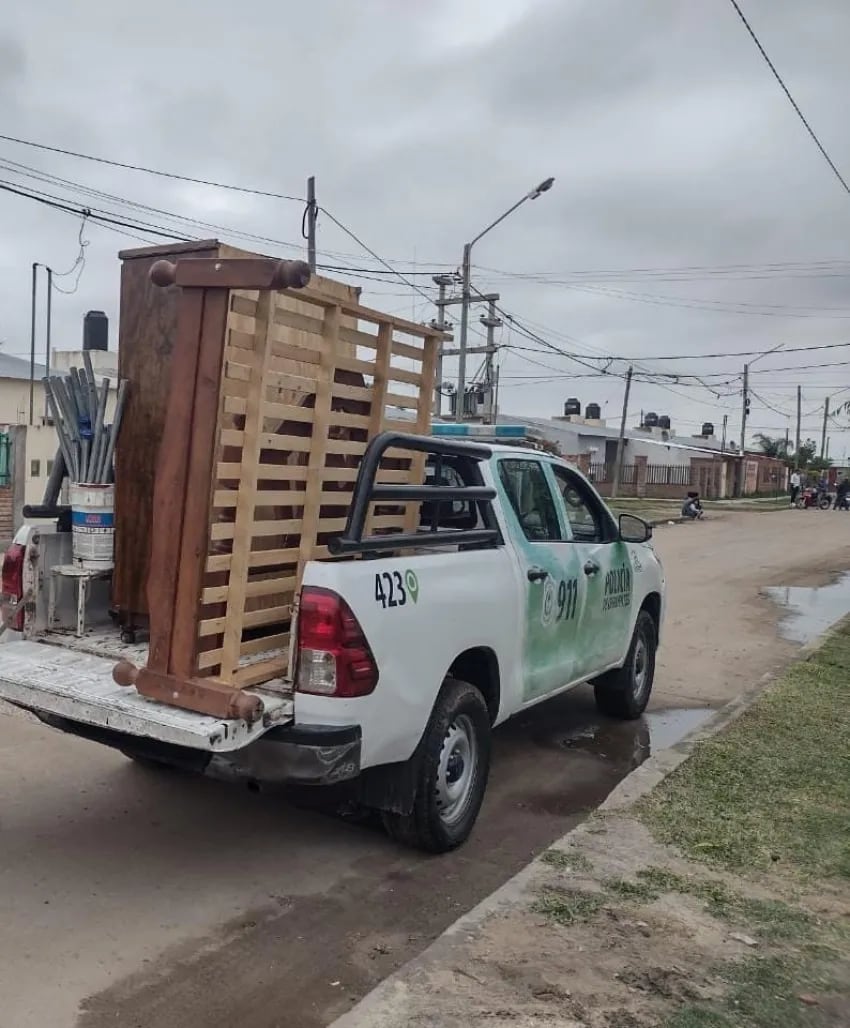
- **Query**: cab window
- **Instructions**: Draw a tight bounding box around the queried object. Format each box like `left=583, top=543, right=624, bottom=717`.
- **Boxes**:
left=498, top=459, right=563, bottom=542
left=551, top=465, right=604, bottom=543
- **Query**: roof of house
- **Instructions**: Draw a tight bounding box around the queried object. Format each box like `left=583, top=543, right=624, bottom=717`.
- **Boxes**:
left=0, top=352, right=46, bottom=381
left=497, top=413, right=737, bottom=459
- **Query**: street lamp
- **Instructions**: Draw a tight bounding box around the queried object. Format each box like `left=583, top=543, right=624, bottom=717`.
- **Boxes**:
left=455, top=177, right=555, bottom=422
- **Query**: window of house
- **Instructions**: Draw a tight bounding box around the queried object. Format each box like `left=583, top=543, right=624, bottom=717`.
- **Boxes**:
left=30, top=459, right=41, bottom=477
left=46, top=460, right=54, bottom=476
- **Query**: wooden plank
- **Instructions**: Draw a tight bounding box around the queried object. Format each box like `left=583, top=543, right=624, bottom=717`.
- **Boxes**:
left=169, top=287, right=231, bottom=680
left=206, top=546, right=301, bottom=574
left=404, top=331, right=439, bottom=533
left=297, top=305, right=339, bottom=572
left=339, top=324, right=380, bottom=352
left=232, top=655, right=289, bottom=688
left=202, top=577, right=297, bottom=604
left=238, top=632, right=290, bottom=659
left=197, top=648, right=223, bottom=671
left=331, top=381, right=374, bottom=403
left=213, top=489, right=307, bottom=509
left=199, top=604, right=291, bottom=637
left=385, top=392, right=420, bottom=409
left=387, top=365, right=423, bottom=386
left=334, top=354, right=378, bottom=378
left=144, top=287, right=206, bottom=673
left=390, top=338, right=425, bottom=361
left=114, top=240, right=221, bottom=628
left=278, top=286, right=449, bottom=340
left=210, top=518, right=302, bottom=541
left=218, top=289, right=275, bottom=683
left=217, top=462, right=308, bottom=482
left=364, top=322, right=392, bottom=536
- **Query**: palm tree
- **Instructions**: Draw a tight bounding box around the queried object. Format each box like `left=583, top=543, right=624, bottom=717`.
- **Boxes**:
left=753, top=433, right=790, bottom=459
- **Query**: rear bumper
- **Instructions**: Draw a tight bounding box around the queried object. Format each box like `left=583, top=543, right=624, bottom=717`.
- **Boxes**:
left=34, top=712, right=362, bottom=787
left=208, top=723, right=362, bottom=785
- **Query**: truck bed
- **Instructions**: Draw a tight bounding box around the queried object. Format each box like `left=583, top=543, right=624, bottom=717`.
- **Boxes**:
left=0, top=639, right=292, bottom=752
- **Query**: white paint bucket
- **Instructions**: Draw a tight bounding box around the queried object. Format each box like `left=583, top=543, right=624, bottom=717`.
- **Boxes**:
left=70, top=483, right=115, bottom=570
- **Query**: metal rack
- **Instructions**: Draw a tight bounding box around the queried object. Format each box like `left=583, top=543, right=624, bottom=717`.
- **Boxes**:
left=329, top=432, right=502, bottom=556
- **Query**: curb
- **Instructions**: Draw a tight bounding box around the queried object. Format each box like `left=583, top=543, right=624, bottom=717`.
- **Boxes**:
left=328, top=616, right=849, bottom=1028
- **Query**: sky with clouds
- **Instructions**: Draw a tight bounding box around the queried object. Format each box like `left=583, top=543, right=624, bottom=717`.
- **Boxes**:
left=2, top=0, right=850, bottom=455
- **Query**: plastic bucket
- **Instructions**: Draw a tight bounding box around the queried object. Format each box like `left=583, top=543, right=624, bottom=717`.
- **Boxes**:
left=70, top=483, right=115, bottom=570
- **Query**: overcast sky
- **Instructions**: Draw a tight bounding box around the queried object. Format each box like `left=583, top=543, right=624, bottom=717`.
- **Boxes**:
left=2, top=0, right=850, bottom=456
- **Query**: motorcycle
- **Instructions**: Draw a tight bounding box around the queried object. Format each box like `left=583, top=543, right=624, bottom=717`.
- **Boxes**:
left=796, top=487, right=832, bottom=510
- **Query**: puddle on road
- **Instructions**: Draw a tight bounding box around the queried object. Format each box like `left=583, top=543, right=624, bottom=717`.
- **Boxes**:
left=507, top=697, right=713, bottom=776
left=764, top=572, right=850, bottom=644
left=547, top=706, right=712, bottom=765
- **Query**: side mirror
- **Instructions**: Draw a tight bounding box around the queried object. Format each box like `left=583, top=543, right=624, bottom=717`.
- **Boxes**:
left=619, top=512, right=652, bottom=543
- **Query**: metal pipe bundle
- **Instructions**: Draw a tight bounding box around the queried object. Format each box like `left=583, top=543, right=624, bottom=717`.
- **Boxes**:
left=42, top=368, right=127, bottom=485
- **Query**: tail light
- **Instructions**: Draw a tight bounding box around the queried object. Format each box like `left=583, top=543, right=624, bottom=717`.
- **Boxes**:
left=1, top=543, right=25, bottom=632
left=296, top=586, right=378, bottom=697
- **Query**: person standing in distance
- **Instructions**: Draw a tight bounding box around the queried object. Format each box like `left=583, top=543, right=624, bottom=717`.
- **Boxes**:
left=789, top=468, right=801, bottom=507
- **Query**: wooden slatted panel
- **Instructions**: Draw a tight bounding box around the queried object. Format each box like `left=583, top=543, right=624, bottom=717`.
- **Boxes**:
left=192, top=279, right=442, bottom=689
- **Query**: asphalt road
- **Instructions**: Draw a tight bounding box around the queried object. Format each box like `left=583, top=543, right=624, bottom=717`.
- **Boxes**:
left=1, top=510, right=849, bottom=1028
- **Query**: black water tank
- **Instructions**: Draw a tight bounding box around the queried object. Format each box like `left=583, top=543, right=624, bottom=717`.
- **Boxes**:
left=83, top=310, right=108, bottom=351
left=585, top=402, right=601, bottom=419
left=658, top=414, right=671, bottom=430
left=701, top=422, right=715, bottom=437
left=644, top=411, right=659, bottom=427
left=564, top=397, right=581, bottom=416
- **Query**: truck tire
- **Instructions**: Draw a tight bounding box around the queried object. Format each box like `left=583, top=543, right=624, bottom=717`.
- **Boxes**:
left=592, top=609, right=657, bottom=720
left=383, top=677, right=491, bottom=853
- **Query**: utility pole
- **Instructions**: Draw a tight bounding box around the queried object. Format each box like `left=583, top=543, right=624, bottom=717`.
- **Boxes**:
left=430, top=274, right=456, bottom=417
left=305, top=176, right=317, bottom=273
left=44, top=266, right=53, bottom=422
left=739, top=364, right=749, bottom=455
left=721, top=413, right=728, bottom=454
left=480, top=298, right=502, bottom=424
left=610, top=366, right=633, bottom=500
left=795, top=385, right=802, bottom=466
left=737, top=363, right=749, bottom=496
left=820, top=396, right=829, bottom=459
left=29, top=262, right=37, bottom=426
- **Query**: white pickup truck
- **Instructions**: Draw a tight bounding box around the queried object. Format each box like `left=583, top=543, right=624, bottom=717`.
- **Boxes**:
left=0, top=433, right=664, bottom=852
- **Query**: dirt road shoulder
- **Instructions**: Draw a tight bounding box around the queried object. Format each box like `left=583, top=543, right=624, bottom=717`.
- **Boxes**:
left=332, top=620, right=850, bottom=1028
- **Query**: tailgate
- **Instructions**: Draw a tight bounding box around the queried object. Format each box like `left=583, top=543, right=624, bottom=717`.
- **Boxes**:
left=0, top=641, right=292, bottom=752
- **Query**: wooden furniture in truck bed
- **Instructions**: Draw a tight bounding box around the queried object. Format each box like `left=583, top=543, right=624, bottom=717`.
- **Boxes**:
left=113, top=256, right=443, bottom=721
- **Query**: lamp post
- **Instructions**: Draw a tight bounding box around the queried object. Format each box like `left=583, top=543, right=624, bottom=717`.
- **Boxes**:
left=455, top=177, right=554, bottom=422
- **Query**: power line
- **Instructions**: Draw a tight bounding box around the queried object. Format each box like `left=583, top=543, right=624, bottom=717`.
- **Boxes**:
left=726, top=0, right=850, bottom=195
left=0, top=131, right=307, bottom=202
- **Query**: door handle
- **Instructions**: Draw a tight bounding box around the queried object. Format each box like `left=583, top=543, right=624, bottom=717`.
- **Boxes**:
left=527, top=567, right=549, bottom=583
left=583, top=560, right=600, bottom=576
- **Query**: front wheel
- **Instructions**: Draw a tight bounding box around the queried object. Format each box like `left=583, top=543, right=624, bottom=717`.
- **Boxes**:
left=593, top=609, right=657, bottom=720
left=383, top=677, right=491, bottom=853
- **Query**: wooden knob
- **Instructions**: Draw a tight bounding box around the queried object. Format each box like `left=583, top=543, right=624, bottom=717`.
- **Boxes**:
left=113, top=659, right=140, bottom=688
left=270, top=260, right=312, bottom=290
left=227, top=691, right=264, bottom=724
left=149, top=260, right=177, bottom=287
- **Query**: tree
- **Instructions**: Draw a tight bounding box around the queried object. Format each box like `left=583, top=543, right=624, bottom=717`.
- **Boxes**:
left=753, top=433, right=789, bottom=459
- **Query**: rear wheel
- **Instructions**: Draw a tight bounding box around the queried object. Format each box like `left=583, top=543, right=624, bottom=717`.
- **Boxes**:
left=383, top=677, right=490, bottom=853
left=593, top=609, right=657, bottom=720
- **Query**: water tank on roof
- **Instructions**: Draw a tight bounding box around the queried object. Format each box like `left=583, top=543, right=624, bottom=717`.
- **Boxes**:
left=644, top=411, right=659, bottom=427
left=658, top=414, right=671, bottom=430
left=701, top=422, right=715, bottom=437
left=585, top=402, right=601, bottom=419
left=83, top=310, right=108, bottom=352
left=563, top=397, right=581, bottom=416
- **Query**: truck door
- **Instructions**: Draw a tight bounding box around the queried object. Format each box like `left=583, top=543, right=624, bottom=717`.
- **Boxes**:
left=549, top=464, right=634, bottom=676
left=496, top=457, right=586, bottom=701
